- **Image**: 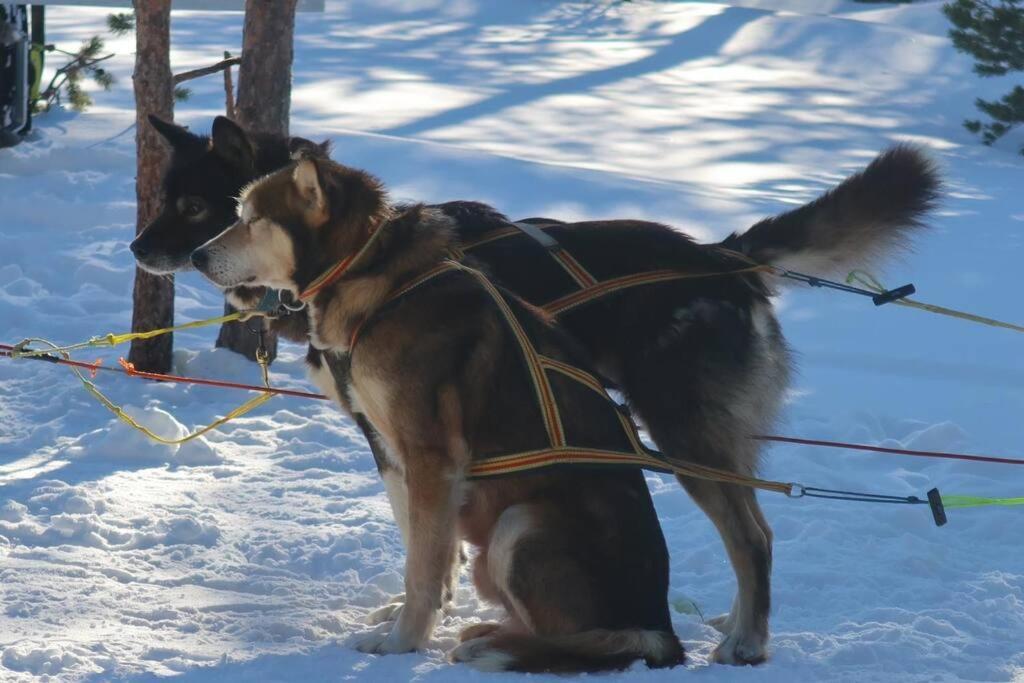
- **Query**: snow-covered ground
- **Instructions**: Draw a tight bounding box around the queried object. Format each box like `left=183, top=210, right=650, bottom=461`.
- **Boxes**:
left=2, top=1, right=1023, bottom=680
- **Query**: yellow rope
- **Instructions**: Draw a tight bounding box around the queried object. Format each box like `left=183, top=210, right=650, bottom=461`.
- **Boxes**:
left=847, top=271, right=1024, bottom=334
left=21, top=337, right=275, bottom=446
left=10, top=308, right=278, bottom=442
left=10, top=309, right=267, bottom=359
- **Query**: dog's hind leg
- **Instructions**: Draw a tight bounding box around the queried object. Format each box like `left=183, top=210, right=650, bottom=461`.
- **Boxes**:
left=452, top=479, right=684, bottom=673
left=640, top=406, right=775, bottom=665
left=678, top=478, right=771, bottom=665
left=621, top=299, right=788, bottom=665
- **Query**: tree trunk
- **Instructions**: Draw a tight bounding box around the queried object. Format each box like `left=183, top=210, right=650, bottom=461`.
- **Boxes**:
left=215, top=0, right=297, bottom=363
left=235, top=0, right=298, bottom=135
left=128, top=0, right=174, bottom=373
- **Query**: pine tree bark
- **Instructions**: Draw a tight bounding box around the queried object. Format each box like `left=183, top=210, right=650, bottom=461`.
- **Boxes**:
left=235, top=0, right=298, bottom=135
left=215, top=0, right=298, bottom=362
left=128, top=0, right=174, bottom=373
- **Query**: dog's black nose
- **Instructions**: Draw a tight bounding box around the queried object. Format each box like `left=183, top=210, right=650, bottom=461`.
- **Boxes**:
left=190, top=249, right=209, bottom=270
left=130, top=239, right=148, bottom=259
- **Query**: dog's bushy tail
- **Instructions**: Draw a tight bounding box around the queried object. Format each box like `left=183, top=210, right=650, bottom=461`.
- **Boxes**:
left=453, top=628, right=685, bottom=674
left=721, top=144, right=941, bottom=277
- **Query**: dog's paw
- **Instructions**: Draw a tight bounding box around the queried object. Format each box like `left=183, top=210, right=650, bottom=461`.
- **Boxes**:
left=458, top=622, right=502, bottom=643
left=711, top=631, right=767, bottom=666
left=366, top=602, right=403, bottom=625
left=707, top=612, right=735, bottom=635
left=354, top=628, right=390, bottom=654
left=449, top=637, right=514, bottom=672
left=366, top=591, right=454, bottom=626
left=353, top=625, right=417, bottom=655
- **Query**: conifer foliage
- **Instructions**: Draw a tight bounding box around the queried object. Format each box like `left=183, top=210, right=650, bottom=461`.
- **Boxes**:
left=943, top=0, right=1024, bottom=154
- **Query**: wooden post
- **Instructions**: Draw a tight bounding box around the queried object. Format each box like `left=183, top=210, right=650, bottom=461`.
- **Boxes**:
left=215, top=0, right=298, bottom=362
left=128, top=0, right=174, bottom=373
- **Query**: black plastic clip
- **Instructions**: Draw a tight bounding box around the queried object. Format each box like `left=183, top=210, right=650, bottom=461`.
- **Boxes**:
left=872, top=283, right=916, bottom=306
left=927, top=488, right=947, bottom=527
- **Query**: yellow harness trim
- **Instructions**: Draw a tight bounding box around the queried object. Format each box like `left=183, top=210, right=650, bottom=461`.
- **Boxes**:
left=550, top=249, right=598, bottom=289
left=539, top=356, right=607, bottom=395
left=460, top=226, right=522, bottom=250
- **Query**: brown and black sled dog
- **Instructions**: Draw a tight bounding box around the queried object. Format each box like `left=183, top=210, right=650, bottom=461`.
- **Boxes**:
left=192, top=158, right=689, bottom=673
left=133, top=116, right=941, bottom=665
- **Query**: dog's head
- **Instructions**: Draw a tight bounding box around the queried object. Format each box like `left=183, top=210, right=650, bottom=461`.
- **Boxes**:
left=130, top=115, right=330, bottom=275
left=190, top=157, right=388, bottom=293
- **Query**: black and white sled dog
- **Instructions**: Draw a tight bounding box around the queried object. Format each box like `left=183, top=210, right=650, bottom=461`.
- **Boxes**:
left=132, top=115, right=940, bottom=666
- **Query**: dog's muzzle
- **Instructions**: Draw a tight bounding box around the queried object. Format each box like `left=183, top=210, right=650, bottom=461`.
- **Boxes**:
left=190, top=248, right=210, bottom=271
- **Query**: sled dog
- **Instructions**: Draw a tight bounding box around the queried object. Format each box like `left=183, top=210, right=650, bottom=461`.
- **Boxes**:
left=192, top=157, right=690, bottom=673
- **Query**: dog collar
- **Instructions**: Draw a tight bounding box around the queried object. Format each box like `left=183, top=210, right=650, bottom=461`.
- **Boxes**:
left=298, top=224, right=384, bottom=302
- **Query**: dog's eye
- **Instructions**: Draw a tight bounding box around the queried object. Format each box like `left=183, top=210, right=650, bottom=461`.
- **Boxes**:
left=182, top=200, right=205, bottom=218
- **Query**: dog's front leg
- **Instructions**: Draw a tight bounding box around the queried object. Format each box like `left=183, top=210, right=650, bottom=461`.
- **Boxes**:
left=357, top=452, right=462, bottom=655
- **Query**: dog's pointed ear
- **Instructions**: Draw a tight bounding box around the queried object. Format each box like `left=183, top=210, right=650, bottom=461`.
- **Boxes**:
left=292, top=159, right=328, bottom=225
left=288, top=136, right=332, bottom=161
left=211, top=116, right=255, bottom=173
left=148, top=115, right=203, bottom=151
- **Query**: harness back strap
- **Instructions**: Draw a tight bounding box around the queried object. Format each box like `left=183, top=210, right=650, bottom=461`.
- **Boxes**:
left=461, top=221, right=769, bottom=315
left=545, top=265, right=770, bottom=315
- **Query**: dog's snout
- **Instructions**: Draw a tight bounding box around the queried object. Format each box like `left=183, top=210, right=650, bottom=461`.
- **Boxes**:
left=190, top=249, right=209, bottom=270
left=130, top=239, right=148, bottom=260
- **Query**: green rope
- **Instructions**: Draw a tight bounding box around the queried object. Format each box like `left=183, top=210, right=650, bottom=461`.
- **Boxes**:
left=942, top=495, right=1024, bottom=509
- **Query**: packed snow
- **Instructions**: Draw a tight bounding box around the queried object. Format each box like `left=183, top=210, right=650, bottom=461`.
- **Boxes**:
left=1, top=1, right=1023, bottom=681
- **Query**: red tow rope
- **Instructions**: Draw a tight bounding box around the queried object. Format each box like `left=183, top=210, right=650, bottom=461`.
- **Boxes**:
left=4, top=342, right=1022, bottom=466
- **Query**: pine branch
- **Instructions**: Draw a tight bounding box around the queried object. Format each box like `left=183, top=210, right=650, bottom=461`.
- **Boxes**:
left=172, top=56, right=242, bottom=85
left=107, top=12, right=135, bottom=35
left=943, top=0, right=1024, bottom=153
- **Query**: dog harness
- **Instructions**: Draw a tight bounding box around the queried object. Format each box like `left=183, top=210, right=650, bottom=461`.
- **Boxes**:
left=346, top=258, right=794, bottom=493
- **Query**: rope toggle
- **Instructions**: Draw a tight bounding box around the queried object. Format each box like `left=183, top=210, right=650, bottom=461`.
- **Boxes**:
left=788, top=485, right=948, bottom=526
left=771, top=267, right=916, bottom=306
